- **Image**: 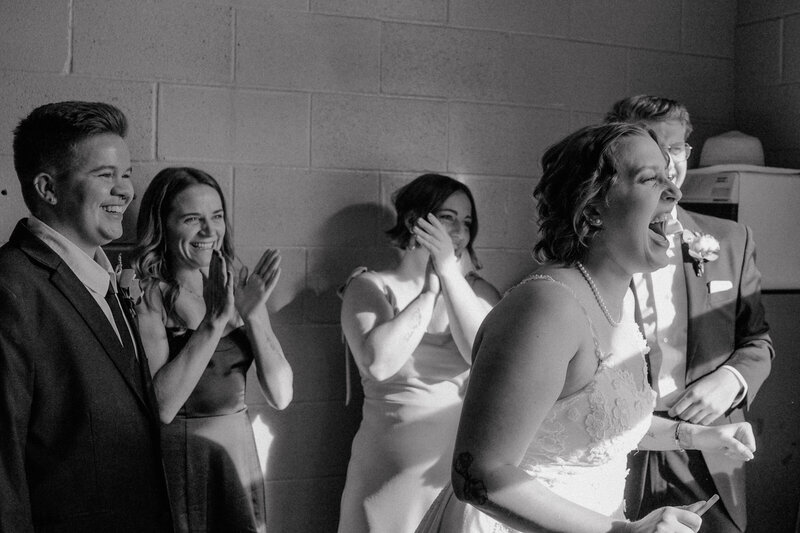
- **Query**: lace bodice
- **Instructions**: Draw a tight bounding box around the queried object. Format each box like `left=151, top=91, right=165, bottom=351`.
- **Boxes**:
left=513, top=275, right=656, bottom=519
left=415, top=275, right=658, bottom=533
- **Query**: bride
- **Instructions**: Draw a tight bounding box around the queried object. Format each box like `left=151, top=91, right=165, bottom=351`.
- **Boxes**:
left=416, top=123, right=756, bottom=533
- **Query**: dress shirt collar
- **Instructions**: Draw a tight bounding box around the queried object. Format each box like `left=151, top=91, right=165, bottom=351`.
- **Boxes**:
left=666, top=206, right=683, bottom=236
left=26, top=216, right=115, bottom=296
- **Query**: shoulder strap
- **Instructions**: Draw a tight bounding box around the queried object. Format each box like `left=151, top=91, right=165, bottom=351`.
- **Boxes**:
left=513, top=274, right=604, bottom=361
left=338, top=268, right=368, bottom=405
left=339, top=266, right=398, bottom=405
left=337, top=266, right=369, bottom=300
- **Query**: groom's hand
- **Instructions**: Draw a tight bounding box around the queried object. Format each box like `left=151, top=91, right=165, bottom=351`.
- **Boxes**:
left=668, top=369, right=742, bottom=425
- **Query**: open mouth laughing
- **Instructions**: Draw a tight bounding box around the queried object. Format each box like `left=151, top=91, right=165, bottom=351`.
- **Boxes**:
left=648, top=213, right=672, bottom=245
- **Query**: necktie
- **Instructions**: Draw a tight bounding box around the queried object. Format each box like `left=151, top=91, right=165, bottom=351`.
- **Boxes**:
left=105, top=281, right=154, bottom=411
left=105, top=282, right=137, bottom=362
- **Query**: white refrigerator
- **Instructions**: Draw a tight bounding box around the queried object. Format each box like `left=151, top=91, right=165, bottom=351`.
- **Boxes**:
left=682, top=164, right=800, bottom=291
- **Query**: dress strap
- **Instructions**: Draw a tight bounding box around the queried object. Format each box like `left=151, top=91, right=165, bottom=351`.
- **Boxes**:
left=338, top=267, right=368, bottom=406
left=512, top=274, right=605, bottom=362
left=337, top=266, right=369, bottom=300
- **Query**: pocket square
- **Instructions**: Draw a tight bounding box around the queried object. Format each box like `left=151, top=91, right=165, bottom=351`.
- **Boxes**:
left=708, top=280, right=733, bottom=294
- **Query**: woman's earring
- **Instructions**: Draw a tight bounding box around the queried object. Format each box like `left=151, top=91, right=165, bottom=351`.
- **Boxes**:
left=592, top=218, right=602, bottom=226
left=408, top=235, right=417, bottom=250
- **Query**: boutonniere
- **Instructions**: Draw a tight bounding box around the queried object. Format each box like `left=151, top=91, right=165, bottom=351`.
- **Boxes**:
left=682, top=230, right=720, bottom=276
left=115, top=254, right=142, bottom=315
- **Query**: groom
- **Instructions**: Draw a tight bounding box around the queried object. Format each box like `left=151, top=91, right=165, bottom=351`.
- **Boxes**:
left=607, top=95, right=774, bottom=532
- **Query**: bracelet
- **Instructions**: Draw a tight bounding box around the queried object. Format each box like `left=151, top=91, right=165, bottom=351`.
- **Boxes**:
left=674, top=421, right=684, bottom=450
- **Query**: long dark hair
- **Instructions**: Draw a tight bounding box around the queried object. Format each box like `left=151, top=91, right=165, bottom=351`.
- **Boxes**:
left=385, top=173, right=481, bottom=268
left=133, top=167, right=234, bottom=326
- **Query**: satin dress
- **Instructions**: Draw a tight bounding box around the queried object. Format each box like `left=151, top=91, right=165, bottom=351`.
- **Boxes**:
left=161, top=326, right=267, bottom=533
left=337, top=268, right=480, bottom=533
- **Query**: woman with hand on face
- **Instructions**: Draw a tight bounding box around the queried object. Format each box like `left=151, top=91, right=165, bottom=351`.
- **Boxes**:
left=415, top=124, right=756, bottom=533
left=337, top=174, right=501, bottom=533
left=133, top=167, right=293, bottom=533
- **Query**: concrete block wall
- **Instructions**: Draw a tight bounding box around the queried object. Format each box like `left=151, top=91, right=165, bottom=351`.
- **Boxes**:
left=736, top=3, right=800, bottom=531
left=0, top=1, right=737, bottom=530
left=736, top=0, right=800, bottom=168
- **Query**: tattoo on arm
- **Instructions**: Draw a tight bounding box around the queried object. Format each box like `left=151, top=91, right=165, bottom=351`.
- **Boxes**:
left=403, top=307, right=422, bottom=341
left=454, top=452, right=488, bottom=505
left=265, top=335, right=280, bottom=354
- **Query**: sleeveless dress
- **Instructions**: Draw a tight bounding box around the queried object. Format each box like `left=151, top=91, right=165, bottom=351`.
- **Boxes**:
left=337, top=268, right=479, bottom=533
left=161, top=326, right=267, bottom=533
left=415, top=275, right=656, bottom=532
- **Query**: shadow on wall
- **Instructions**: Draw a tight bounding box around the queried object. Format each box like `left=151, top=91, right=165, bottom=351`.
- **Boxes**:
left=305, top=202, right=399, bottom=325
left=252, top=201, right=400, bottom=531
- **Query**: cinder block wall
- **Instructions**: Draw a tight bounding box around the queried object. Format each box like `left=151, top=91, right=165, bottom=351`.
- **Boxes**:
left=0, top=1, right=737, bottom=530
left=735, top=2, right=800, bottom=531
left=736, top=1, right=800, bottom=167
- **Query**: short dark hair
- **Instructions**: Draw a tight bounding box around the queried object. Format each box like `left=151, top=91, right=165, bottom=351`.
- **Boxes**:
left=12, top=101, right=128, bottom=210
left=133, top=167, right=234, bottom=325
left=604, top=95, right=692, bottom=138
left=385, top=173, right=481, bottom=268
left=533, top=122, right=659, bottom=265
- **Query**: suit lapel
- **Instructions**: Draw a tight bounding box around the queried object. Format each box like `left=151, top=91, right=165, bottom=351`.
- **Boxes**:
left=677, top=208, right=708, bottom=381
left=628, top=279, right=653, bottom=385
left=120, top=299, right=162, bottom=420
left=14, top=222, right=151, bottom=412
left=52, top=265, right=151, bottom=410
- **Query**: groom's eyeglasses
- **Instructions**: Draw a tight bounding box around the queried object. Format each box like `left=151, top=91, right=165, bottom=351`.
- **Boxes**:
left=664, top=142, right=692, bottom=163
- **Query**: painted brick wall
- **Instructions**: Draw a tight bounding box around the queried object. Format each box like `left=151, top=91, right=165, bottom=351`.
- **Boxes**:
left=0, top=1, right=738, bottom=530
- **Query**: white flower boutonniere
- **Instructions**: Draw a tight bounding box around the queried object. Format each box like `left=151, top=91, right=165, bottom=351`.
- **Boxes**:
left=115, top=254, right=142, bottom=315
left=682, top=230, right=720, bottom=277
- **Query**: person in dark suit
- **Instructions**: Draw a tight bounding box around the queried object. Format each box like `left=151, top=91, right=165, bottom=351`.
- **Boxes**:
left=607, top=95, right=775, bottom=532
left=0, top=101, right=173, bottom=532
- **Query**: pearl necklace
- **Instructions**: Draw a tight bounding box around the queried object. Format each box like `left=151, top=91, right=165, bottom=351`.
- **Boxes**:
left=575, top=261, right=620, bottom=327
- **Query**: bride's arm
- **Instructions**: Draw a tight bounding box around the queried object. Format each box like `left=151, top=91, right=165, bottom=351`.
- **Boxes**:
left=638, top=417, right=755, bottom=461
left=450, top=283, right=632, bottom=533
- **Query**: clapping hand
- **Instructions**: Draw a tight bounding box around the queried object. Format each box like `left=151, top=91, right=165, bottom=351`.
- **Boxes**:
left=413, top=214, right=459, bottom=276
left=203, top=250, right=235, bottom=325
left=234, top=249, right=281, bottom=322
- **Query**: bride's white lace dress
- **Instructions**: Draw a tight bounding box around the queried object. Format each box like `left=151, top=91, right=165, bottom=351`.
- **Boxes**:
left=416, top=275, right=656, bottom=532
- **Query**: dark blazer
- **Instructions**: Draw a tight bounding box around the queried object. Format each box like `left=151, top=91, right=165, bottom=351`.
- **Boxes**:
left=0, top=220, right=173, bottom=532
left=627, top=207, right=774, bottom=531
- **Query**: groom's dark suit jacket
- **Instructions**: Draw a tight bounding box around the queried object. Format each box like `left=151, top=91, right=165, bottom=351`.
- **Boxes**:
left=627, top=207, right=774, bottom=531
left=0, top=220, right=173, bottom=532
